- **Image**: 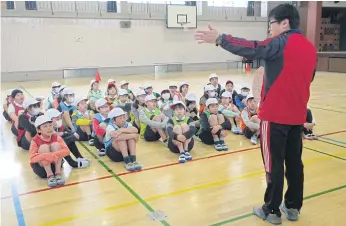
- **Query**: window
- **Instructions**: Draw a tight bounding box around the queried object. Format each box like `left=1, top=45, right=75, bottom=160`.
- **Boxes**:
left=107, top=1, right=117, bottom=12
left=6, top=1, right=15, bottom=10
left=25, top=1, right=37, bottom=10
left=208, top=0, right=248, bottom=8
left=185, top=1, right=196, bottom=6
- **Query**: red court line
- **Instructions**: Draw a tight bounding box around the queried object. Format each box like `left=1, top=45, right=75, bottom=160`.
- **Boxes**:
left=3, top=129, right=345, bottom=200
left=1, top=146, right=259, bottom=200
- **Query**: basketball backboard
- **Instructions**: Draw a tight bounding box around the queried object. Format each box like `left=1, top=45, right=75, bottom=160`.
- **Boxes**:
left=166, top=4, right=197, bottom=29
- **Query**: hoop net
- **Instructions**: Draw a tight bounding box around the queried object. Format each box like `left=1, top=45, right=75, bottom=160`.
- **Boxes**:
left=179, top=22, right=190, bottom=31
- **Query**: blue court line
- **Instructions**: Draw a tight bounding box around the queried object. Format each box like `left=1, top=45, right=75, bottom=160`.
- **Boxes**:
left=319, top=137, right=346, bottom=146
left=11, top=182, right=26, bottom=226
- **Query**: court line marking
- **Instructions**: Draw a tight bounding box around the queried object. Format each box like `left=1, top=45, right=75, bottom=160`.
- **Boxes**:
left=317, top=139, right=346, bottom=149
left=310, top=106, right=346, bottom=114
left=304, top=146, right=346, bottom=161
left=78, top=141, right=170, bottom=226
left=3, top=129, right=346, bottom=200
left=11, top=182, right=26, bottom=226
left=319, top=137, right=346, bottom=146
left=40, top=150, right=346, bottom=226
left=1, top=146, right=259, bottom=200
left=210, top=184, right=346, bottom=226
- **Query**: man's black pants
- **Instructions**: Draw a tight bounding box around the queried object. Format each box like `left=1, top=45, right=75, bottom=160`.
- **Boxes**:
left=260, top=121, right=304, bottom=215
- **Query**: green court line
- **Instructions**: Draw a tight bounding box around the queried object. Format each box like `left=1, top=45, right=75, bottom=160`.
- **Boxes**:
left=78, top=142, right=170, bottom=226
left=317, top=139, right=346, bottom=149
left=21, top=86, right=169, bottom=225
left=210, top=184, right=346, bottom=226
left=304, top=146, right=346, bottom=161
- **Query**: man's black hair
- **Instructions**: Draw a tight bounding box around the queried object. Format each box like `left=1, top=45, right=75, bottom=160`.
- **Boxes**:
left=268, top=3, right=300, bottom=29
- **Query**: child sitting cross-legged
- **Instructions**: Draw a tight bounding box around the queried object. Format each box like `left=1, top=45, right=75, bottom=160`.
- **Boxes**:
left=92, top=99, right=110, bottom=156
left=166, top=101, right=196, bottom=163
left=198, top=98, right=230, bottom=151
left=104, top=108, right=141, bottom=171
left=219, top=91, right=241, bottom=134
left=239, top=95, right=260, bottom=145
left=29, top=115, right=70, bottom=187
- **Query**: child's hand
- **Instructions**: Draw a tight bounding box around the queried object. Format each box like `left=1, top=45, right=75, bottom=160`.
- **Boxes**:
left=177, top=134, right=186, bottom=142
left=211, top=126, right=220, bottom=134
left=111, top=130, right=122, bottom=139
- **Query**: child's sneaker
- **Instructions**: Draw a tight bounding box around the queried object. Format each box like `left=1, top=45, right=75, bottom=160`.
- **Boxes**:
left=238, top=129, right=243, bottom=135
left=133, top=161, right=142, bottom=170
left=47, top=176, right=57, bottom=188
left=253, top=206, right=282, bottom=225
left=184, top=151, right=192, bottom=161
left=280, top=203, right=299, bottom=221
left=88, top=139, right=95, bottom=146
left=250, top=134, right=258, bottom=145
left=214, top=143, right=223, bottom=151
left=124, top=162, right=135, bottom=171
left=98, top=148, right=106, bottom=156
left=231, top=126, right=239, bottom=134
left=76, top=158, right=90, bottom=168
left=159, top=138, right=168, bottom=147
left=178, top=153, right=186, bottom=163
left=55, top=174, right=65, bottom=185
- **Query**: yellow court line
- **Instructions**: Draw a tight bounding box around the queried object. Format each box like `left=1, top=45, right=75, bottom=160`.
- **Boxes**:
left=40, top=151, right=346, bottom=226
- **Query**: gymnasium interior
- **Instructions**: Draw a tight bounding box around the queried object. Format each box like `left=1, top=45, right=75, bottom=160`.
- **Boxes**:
left=1, top=1, right=346, bottom=226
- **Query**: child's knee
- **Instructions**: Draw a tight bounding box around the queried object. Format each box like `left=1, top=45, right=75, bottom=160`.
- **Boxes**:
left=181, top=124, right=189, bottom=132
left=217, top=114, right=225, bottom=123
left=50, top=142, right=61, bottom=152
left=208, top=115, right=217, bottom=124
left=173, top=125, right=183, bottom=134
left=38, top=144, right=51, bottom=153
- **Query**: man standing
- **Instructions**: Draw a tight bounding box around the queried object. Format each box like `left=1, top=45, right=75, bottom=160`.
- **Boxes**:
left=195, top=3, right=317, bottom=225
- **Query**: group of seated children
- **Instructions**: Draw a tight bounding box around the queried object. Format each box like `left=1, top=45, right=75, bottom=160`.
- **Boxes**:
left=3, top=73, right=317, bottom=187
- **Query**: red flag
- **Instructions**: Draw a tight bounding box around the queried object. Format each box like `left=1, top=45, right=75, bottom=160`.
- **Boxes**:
left=95, top=71, right=101, bottom=82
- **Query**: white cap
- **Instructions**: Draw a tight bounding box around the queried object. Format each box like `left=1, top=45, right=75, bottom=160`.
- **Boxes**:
left=90, top=79, right=100, bottom=86
left=58, top=85, right=67, bottom=93
left=209, top=73, right=218, bottom=80
left=179, top=82, right=188, bottom=88
left=95, top=98, right=108, bottom=108
left=185, top=93, right=196, bottom=101
left=119, top=80, right=129, bottom=86
left=35, top=96, right=45, bottom=101
left=35, top=115, right=52, bottom=128
left=118, top=89, right=128, bottom=96
left=107, top=79, right=115, bottom=84
left=107, top=107, right=126, bottom=119
left=52, top=82, right=61, bottom=87
left=45, top=108, right=63, bottom=119
left=62, top=87, right=74, bottom=95
left=206, top=98, right=219, bottom=107
left=23, top=98, right=40, bottom=109
left=246, top=94, right=255, bottom=101
left=204, top=84, right=215, bottom=92
left=170, top=100, right=187, bottom=110
left=221, top=91, right=232, bottom=98
left=145, top=94, right=156, bottom=102
left=169, top=82, right=178, bottom=88
left=7, top=89, right=14, bottom=96
left=75, top=97, right=88, bottom=106
left=135, top=89, right=146, bottom=96
left=144, top=84, right=152, bottom=89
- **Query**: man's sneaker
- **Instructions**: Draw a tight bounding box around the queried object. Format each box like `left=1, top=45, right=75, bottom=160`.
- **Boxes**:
left=88, top=139, right=95, bottom=146
left=253, top=206, right=282, bottom=225
left=178, top=153, right=186, bottom=163
left=98, top=148, right=106, bottom=157
left=250, top=134, right=258, bottom=145
left=303, top=133, right=313, bottom=140
left=47, top=176, right=57, bottom=188
left=124, top=162, right=135, bottom=171
left=310, top=133, right=318, bottom=140
left=184, top=152, right=192, bottom=161
left=214, top=143, right=223, bottom=151
left=280, top=203, right=299, bottom=221
left=133, top=161, right=142, bottom=171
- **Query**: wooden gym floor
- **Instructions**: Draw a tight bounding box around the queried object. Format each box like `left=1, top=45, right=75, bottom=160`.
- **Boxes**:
left=1, top=70, right=346, bottom=226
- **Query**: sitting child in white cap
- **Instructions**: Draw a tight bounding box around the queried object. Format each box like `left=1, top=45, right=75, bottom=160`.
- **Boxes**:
left=179, top=82, right=189, bottom=104
left=169, top=83, right=182, bottom=101
left=185, top=93, right=200, bottom=140
left=239, top=95, right=260, bottom=145
left=71, top=97, right=94, bottom=146
left=158, top=89, right=173, bottom=118
left=219, top=91, right=241, bottom=134
left=143, top=84, right=160, bottom=100
left=104, top=108, right=141, bottom=171
left=119, top=80, right=134, bottom=100
left=58, top=87, right=76, bottom=131
left=198, top=98, right=230, bottom=151
left=166, top=101, right=196, bottom=163
left=207, top=73, right=223, bottom=97
left=46, top=108, right=90, bottom=169
left=17, top=98, right=43, bottom=150
left=130, top=89, right=147, bottom=131
left=3, top=89, right=13, bottom=122
left=45, top=82, right=61, bottom=110
left=139, top=94, right=168, bottom=146
left=87, top=79, right=104, bottom=111
left=105, top=83, right=118, bottom=110
left=29, top=115, right=70, bottom=187
left=115, top=89, right=133, bottom=122
left=199, top=85, right=218, bottom=115
left=92, top=99, right=110, bottom=156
